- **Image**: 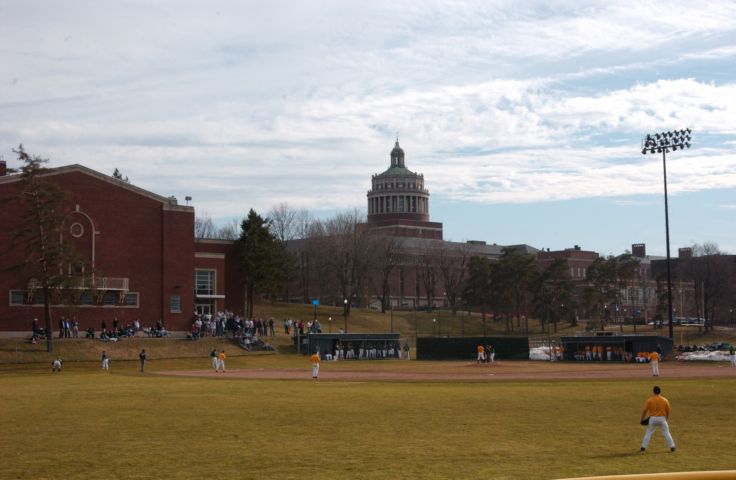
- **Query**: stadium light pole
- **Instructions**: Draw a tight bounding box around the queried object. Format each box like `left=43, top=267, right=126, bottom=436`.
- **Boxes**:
left=343, top=299, right=348, bottom=333
left=642, top=128, right=692, bottom=340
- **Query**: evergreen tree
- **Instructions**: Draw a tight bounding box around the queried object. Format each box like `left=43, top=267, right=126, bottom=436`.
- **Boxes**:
left=236, top=209, right=288, bottom=318
left=9, top=145, right=89, bottom=352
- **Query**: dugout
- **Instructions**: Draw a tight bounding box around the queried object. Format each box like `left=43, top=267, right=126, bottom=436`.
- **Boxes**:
left=417, top=336, right=529, bottom=361
left=560, top=334, right=673, bottom=361
left=302, top=333, right=402, bottom=360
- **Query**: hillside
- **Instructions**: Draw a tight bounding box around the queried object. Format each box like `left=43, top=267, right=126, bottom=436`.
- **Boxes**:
left=2, top=301, right=732, bottom=364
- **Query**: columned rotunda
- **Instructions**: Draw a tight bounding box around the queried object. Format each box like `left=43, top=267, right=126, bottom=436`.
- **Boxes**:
left=366, top=140, right=443, bottom=239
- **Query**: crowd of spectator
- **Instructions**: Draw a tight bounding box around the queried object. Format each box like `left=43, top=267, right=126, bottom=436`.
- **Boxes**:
left=30, top=316, right=168, bottom=343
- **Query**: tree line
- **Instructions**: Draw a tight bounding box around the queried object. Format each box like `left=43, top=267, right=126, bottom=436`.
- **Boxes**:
left=199, top=203, right=736, bottom=335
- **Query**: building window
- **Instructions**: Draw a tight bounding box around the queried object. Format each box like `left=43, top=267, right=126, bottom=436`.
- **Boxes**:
left=80, top=291, right=94, bottom=305
left=32, top=291, right=45, bottom=305
left=124, top=293, right=139, bottom=307
left=170, top=295, right=181, bottom=313
left=196, top=270, right=215, bottom=295
left=10, top=290, right=25, bottom=305
left=102, top=291, right=117, bottom=306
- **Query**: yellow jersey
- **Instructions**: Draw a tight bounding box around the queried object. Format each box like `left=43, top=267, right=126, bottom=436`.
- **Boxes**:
left=643, top=395, right=670, bottom=417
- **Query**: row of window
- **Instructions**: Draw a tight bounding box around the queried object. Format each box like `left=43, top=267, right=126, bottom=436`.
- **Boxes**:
left=374, top=181, right=423, bottom=190
left=8, top=290, right=188, bottom=316
left=7, top=270, right=216, bottom=314
left=9, top=290, right=139, bottom=307
left=369, top=195, right=426, bottom=214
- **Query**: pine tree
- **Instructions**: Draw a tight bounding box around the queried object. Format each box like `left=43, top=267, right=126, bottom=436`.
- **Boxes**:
left=237, top=209, right=288, bottom=318
left=10, top=145, right=89, bottom=352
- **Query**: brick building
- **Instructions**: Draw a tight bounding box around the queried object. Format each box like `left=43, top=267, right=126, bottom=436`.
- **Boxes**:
left=0, top=163, right=240, bottom=333
left=536, top=245, right=599, bottom=281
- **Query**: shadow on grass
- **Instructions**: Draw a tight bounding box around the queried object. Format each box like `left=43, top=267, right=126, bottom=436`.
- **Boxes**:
left=589, top=451, right=648, bottom=459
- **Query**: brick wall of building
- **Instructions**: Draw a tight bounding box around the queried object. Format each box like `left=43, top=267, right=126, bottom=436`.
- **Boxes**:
left=0, top=166, right=198, bottom=333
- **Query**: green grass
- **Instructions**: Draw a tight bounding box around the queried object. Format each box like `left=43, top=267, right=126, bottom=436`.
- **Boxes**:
left=2, top=357, right=734, bottom=480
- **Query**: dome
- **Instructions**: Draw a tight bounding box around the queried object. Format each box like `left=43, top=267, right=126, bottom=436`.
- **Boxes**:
left=390, top=139, right=405, bottom=168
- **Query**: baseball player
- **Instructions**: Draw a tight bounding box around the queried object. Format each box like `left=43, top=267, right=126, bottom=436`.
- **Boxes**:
left=640, top=386, right=676, bottom=453
left=310, top=350, right=321, bottom=379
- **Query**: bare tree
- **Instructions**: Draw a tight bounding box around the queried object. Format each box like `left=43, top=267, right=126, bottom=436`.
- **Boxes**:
left=316, top=209, right=374, bottom=314
left=216, top=217, right=241, bottom=240
left=194, top=212, right=217, bottom=239
left=682, top=242, right=734, bottom=329
left=290, top=209, right=314, bottom=303
left=268, top=202, right=300, bottom=242
left=416, top=242, right=439, bottom=309
left=368, top=234, right=404, bottom=312
left=436, top=243, right=470, bottom=314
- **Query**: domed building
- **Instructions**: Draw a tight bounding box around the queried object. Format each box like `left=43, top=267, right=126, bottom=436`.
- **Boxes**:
left=366, top=140, right=443, bottom=240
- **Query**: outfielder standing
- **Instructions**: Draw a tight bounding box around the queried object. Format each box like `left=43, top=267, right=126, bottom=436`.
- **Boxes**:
left=640, top=385, right=676, bottom=453
left=649, top=350, right=660, bottom=376
left=216, top=350, right=226, bottom=373
left=310, top=350, right=321, bottom=379
left=101, top=350, right=109, bottom=371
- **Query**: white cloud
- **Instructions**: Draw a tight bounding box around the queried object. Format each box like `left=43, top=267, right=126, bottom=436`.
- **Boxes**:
left=1, top=0, right=736, bottom=228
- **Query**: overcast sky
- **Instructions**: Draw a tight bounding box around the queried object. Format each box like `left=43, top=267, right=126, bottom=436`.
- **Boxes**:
left=2, top=0, right=735, bottom=256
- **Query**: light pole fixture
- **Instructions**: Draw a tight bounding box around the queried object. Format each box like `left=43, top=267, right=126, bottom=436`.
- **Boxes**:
left=642, top=128, right=691, bottom=340
left=343, top=299, right=348, bottom=333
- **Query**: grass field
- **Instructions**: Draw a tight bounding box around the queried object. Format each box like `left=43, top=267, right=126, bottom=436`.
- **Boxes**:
left=3, top=301, right=734, bottom=479
left=2, top=351, right=735, bottom=480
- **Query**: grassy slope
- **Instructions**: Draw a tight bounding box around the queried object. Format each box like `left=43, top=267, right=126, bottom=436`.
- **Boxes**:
left=4, top=301, right=733, bottom=365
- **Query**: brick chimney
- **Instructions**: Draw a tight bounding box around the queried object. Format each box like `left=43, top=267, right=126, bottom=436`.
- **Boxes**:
left=0, top=160, right=6, bottom=176
left=632, top=243, right=646, bottom=257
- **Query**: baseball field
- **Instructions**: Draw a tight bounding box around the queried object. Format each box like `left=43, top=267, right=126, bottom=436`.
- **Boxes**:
left=2, top=348, right=735, bottom=480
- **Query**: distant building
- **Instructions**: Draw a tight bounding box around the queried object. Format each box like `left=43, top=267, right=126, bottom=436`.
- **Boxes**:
left=366, top=139, right=443, bottom=240
left=536, top=245, right=599, bottom=280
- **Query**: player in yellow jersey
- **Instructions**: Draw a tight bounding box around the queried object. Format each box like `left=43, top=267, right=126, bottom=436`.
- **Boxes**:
left=310, top=351, right=321, bottom=379
left=216, top=350, right=226, bottom=373
left=649, top=351, right=660, bottom=376
left=640, top=386, right=675, bottom=453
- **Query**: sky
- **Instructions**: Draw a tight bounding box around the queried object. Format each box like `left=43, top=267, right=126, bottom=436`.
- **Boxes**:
left=1, top=0, right=735, bottom=257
